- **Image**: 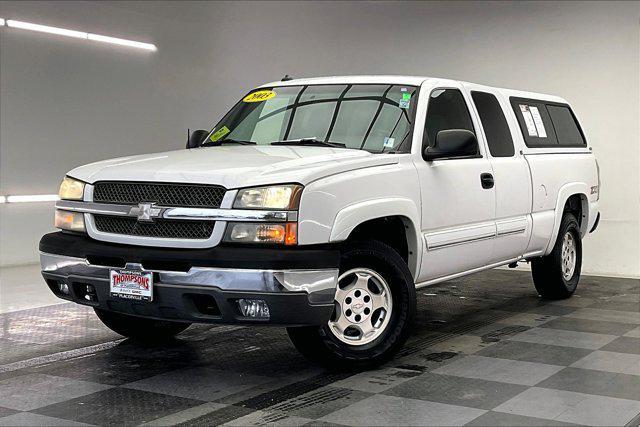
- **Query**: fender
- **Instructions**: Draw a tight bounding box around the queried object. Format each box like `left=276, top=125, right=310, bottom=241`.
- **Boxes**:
left=545, top=182, right=590, bottom=255
left=329, top=197, right=422, bottom=277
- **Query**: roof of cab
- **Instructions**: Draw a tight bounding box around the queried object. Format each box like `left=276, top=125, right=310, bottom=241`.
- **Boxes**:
left=258, top=75, right=568, bottom=104
left=259, top=75, right=432, bottom=87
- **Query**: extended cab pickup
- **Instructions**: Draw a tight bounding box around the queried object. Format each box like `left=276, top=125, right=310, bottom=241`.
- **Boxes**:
left=40, top=76, right=600, bottom=368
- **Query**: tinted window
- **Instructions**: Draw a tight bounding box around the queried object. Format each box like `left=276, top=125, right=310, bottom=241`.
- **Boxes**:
left=424, top=89, right=475, bottom=148
left=510, top=97, right=558, bottom=147
left=471, top=91, right=514, bottom=157
left=547, top=105, right=585, bottom=146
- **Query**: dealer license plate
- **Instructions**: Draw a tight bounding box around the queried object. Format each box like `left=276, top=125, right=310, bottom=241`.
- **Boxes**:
left=110, top=269, right=153, bottom=302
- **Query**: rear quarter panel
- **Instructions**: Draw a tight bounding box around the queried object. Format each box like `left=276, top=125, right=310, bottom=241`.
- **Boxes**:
left=525, top=152, right=599, bottom=255
left=497, top=88, right=599, bottom=256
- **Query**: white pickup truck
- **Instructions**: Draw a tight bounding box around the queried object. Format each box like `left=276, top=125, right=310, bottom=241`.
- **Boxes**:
left=40, top=75, right=600, bottom=369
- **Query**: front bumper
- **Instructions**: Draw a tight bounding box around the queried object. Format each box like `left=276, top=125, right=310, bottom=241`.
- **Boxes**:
left=39, top=232, right=339, bottom=326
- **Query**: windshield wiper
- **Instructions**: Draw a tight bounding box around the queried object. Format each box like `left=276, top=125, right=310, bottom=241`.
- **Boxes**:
left=270, top=138, right=346, bottom=148
left=202, top=138, right=257, bottom=146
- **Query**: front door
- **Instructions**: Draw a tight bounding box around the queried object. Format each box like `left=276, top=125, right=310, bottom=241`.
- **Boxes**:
left=415, top=87, right=496, bottom=282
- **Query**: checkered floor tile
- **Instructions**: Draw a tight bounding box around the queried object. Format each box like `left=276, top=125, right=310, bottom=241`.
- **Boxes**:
left=0, top=269, right=638, bottom=426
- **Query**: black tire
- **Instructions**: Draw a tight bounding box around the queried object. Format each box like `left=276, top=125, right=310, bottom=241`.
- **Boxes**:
left=531, top=212, right=582, bottom=299
left=94, top=308, right=191, bottom=341
left=287, top=239, right=416, bottom=370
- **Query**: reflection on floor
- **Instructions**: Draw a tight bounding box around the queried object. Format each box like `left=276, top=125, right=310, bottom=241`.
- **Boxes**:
left=0, top=264, right=64, bottom=314
left=0, top=266, right=639, bottom=426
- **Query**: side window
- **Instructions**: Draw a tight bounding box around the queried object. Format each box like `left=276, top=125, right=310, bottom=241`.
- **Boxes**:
left=424, top=89, right=475, bottom=148
left=510, top=97, right=558, bottom=147
left=547, top=105, right=585, bottom=146
left=471, top=91, right=515, bottom=157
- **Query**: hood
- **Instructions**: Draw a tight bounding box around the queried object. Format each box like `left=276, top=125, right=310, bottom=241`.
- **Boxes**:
left=68, top=145, right=399, bottom=188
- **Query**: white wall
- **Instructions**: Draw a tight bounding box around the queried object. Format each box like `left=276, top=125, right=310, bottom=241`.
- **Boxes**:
left=1, top=1, right=638, bottom=276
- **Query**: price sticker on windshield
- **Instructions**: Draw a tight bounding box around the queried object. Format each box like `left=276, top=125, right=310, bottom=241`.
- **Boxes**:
left=243, top=90, right=276, bottom=103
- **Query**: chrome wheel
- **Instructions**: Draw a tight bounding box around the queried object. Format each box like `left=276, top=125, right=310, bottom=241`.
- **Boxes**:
left=561, top=232, right=577, bottom=280
left=328, top=268, right=392, bottom=346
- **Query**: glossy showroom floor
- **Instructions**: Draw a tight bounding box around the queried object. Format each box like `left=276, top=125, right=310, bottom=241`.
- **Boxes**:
left=0, top=266, right=639, bottom=426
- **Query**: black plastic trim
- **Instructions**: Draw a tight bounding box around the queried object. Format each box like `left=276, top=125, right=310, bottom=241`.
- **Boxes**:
left=42, top=272, right=333, bottom=326
left=590, top=212, right=600, bottom=233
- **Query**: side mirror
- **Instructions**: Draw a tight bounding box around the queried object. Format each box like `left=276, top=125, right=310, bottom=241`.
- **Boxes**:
left=423, top=129, right=478, bottom=161
left=186, top=129, right=209, bottom=149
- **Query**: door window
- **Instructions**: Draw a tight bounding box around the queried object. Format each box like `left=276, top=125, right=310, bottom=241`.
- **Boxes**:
left=471, top=91, right=515, bottom=157
left=424, top=89, right=475, bottom=149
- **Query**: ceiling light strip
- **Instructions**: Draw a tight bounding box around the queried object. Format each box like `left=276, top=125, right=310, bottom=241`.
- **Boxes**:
left=86, top=33, right=155, bottom=51
left=1, top=19, right=156, bottom=51
left=0, top=194, right=60, bottom=203
left=7, top=19, right=86, bottom=39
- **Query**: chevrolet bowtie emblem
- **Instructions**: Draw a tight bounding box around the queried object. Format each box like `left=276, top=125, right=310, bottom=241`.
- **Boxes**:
left=130, top=203, right=162, bottom=222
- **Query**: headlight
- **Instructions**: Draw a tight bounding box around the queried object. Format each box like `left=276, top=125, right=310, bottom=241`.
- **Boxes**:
left=55, top=210, right=86, bottom=232
left=234, top=184, right=302, bottom=210
left=58, top=177, right=85, bottom=200
left=224, top=223, right=297, bottom=245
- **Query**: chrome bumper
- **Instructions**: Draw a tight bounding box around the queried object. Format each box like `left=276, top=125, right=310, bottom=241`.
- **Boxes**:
left=40, top=252, right=338, bottom=304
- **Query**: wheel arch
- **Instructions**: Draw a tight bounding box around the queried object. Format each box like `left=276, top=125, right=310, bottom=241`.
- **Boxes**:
left=545, top=183, right=590, bottom=255
left=329, top=198, right=421, bottom=279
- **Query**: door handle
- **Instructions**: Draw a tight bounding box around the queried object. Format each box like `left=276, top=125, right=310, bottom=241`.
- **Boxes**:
left=481, top=173, right=494, bottom=189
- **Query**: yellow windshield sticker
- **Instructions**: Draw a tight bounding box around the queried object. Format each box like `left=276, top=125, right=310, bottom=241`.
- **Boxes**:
left=243, top=90, right=276, bottom=103
left=210, top=126, right=230, bottom=142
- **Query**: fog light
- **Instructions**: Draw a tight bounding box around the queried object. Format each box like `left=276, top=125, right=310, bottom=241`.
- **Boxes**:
left=58, top=282, right=70, bottom=295
left=237, top=299, right=270, bottom=318
left=84, top=284, right=97, bottom=302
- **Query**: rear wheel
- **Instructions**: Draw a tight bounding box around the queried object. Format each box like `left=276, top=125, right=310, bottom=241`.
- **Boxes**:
left=287, top=239, right=416, bottom=370
left=531, top=212, right=582, bottom=299
left=94, top=308, right=191, bottom=341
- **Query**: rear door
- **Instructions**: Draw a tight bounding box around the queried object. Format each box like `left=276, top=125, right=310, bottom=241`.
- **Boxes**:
left=466, top=86, right=532, bottom=263
left=415, top=84, right=496, bottom=281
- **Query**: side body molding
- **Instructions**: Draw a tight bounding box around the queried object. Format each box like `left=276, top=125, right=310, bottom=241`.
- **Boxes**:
left=329, top=198, right=421, bottom=278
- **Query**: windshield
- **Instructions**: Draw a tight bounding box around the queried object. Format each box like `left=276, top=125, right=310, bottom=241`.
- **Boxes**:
left=204, top=84, right=419, bottom=153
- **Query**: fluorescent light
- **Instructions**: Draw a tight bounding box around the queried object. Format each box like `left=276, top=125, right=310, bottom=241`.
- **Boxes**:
left=4, top=19, right=156, bottom=51
left=0, top=18, right=5, bottom=26
left=88, top=33, right=156, bottom=51
left=0, top=196, right=5, bottom=204
left=7, top=19, right=87, bottom=39
left=3, top=194, right=59, bottom=203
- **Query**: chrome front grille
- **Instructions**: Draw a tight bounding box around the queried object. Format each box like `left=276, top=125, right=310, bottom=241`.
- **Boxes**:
left=90, top=181, right=225, bottom=241
left=94, top=215, right=215, bottom=239
left=93, top=182, right=226, bottom=208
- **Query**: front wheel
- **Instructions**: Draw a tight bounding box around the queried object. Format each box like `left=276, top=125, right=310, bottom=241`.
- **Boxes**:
left=94, top=308, right=191, bottom=341
left=531, top=212, right=582, bottom=299
left=287, top=239, right=416, bottom=370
